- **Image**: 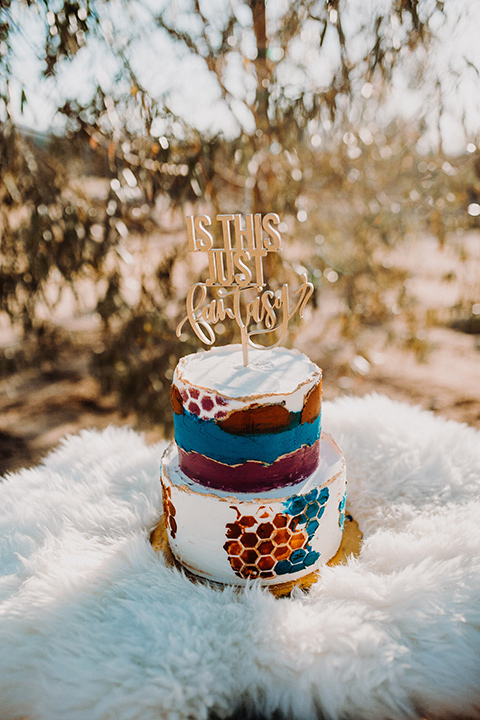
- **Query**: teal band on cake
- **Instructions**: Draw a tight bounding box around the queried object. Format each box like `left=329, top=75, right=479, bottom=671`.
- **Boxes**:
left=173, top=409, right=321, bottom=466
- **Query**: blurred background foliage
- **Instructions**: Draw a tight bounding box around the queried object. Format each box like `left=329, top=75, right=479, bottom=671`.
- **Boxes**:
left=1, top=0, right=480, bottom=434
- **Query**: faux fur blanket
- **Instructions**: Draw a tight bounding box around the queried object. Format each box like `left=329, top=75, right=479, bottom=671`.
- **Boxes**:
left=1, top=394, right=480, bottom=720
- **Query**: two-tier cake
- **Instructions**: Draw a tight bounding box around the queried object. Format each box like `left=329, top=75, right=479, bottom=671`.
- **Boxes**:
left=161, top=343, right=347, bottom=588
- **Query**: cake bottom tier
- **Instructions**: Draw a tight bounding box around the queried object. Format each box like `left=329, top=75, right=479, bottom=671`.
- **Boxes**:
left=161, top=432, right=347, bottom=587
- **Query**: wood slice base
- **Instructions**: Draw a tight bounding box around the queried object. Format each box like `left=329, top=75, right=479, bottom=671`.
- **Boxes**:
left=150, top=508, right=362, bottom=597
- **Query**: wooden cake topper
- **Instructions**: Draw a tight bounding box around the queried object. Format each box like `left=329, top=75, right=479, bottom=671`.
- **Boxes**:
left=176, top=213, right=314, bottom=365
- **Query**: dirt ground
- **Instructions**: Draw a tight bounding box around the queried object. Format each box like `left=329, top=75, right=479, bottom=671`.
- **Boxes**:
left=1, top=232, right=479, bottom=477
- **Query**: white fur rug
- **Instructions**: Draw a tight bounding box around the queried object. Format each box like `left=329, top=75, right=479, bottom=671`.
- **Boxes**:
left=1, top=394, right=480, bottom=720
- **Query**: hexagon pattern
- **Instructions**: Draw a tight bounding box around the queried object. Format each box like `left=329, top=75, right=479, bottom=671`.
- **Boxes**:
left=338, top=490, right=347, bottom=530
left=223, top=486, right=330, bottom=580
left=161, top=480, right=177, bottom=539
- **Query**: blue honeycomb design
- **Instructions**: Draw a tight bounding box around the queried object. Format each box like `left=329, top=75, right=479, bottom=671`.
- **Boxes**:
left=276, top=486, right=330, bottom=576
left=338, top=491, right=346, bottom=530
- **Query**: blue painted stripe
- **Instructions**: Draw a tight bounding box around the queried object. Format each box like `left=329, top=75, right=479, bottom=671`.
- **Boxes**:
left=174, top=410, right=321, bottom=465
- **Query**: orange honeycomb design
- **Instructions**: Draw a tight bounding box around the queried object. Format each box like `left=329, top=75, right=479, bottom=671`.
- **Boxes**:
left=223, top=505, right=310, bottom=580
left=223, top=486, right=330, bottom=580
left=161, top=481, right=177, bottom=539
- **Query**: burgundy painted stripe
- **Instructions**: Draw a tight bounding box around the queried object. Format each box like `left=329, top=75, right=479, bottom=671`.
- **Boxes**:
left=177, top=439, right=320, bottom=493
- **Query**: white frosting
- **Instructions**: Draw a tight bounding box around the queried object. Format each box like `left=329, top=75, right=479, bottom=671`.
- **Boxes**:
left=174, top=344, right=321, bottom=414
left=161, top=433, right=346, bottom=587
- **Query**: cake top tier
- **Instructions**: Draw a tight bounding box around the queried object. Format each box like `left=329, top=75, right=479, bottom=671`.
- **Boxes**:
left=174, top=344, right=321, bottom=414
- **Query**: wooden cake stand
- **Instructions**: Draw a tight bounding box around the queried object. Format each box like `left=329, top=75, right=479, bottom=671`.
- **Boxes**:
left=150, top=510, right=362, bottom=597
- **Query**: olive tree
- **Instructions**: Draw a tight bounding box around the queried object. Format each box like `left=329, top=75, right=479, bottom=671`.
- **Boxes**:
left=0, top=0, right=478, bottom=426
